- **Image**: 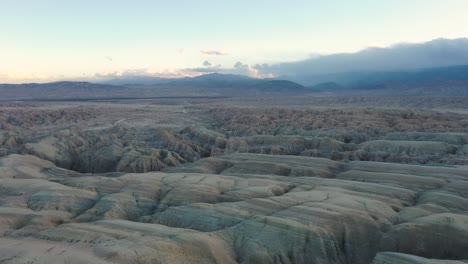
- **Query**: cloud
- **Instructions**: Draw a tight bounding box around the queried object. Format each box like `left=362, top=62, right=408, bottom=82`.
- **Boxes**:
left=0, top=64, right=271, bottom=84
left=230, top=61, right=274, bottom=78
left=91, top=62, right=274, bottom=81
left=186, top=61, right=274, bottom=79
left=200, top=49, right=228, bottom=56
left=190, top=61, right=223, bottom=73
left=94, top=68, right=199, bottom=79
left=254, top=38, right=468, bottom=85
left=234, top=61, right=244, bottom=69
left=4, top=38, right=467, bottom=85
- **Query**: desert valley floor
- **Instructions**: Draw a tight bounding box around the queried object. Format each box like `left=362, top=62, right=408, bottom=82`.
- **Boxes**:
left=0, top=96, right=467, bottom=264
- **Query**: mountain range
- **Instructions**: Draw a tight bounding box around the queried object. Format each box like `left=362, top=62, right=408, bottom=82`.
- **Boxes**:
left=2, top=65, right=468, bottom=100
left=0, top=74, right=306, bottom=101
left=2, top=65, right=468, bottom=101
left=2, top=38, right=468, bottom=100
left=308, top=65, right=468, bottom=96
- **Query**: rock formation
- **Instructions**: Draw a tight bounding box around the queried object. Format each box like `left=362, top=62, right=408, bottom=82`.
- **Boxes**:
left=0, top=152, right=466, bottom=263
left=0, top=101, right=467, bottom=263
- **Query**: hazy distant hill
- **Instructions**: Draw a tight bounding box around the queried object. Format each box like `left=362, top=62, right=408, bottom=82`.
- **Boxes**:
left=104, top=73, right=250, bottom=86
left=160, top=73, right=305, bottom=92
left=0, top=74, right=305, bottom=100
left=3, top=67, right=468, bottom=101
left=104, top=76, right=171, bottom=86
left=106, top=73, right=305, bottom=92
left=308, top=65, right=468, bottom=96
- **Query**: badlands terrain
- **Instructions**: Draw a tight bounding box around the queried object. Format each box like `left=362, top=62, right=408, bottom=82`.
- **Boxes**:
left=0, top=96, right=467, bottom=264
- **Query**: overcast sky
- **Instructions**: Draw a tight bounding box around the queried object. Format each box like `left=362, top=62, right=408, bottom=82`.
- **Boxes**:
left=2, top=0, right=468, bottom=83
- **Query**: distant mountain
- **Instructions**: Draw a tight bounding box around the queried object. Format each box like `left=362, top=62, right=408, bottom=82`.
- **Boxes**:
left=308, top=82, right=344, bottom=91
left=189, top=73, right=253, bottom=82
left=160, top=73, right=305, bottom=92
left=307, top=65, right=468, bottom=96
left=104, top=76, right=171, bottom=86
left=103, top=73, right=253, bottom=86
left=259, top=38, right=468, bottom=85
left=0, top=74, right=306, bottom=100
left=4, top=67, right=466, bottom=100
left=105, top=73, right=305, bottom=93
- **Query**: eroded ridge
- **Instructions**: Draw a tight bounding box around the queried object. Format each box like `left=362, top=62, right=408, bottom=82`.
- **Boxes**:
left=0, top=153, right=466, bottom=264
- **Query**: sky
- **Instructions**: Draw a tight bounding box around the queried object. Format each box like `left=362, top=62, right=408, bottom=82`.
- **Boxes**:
left=1, top=0, right=468, bottom=83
